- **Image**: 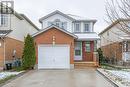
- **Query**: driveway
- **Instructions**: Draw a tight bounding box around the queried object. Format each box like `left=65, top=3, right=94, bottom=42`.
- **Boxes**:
left=2, top=69, right=114, bottom=87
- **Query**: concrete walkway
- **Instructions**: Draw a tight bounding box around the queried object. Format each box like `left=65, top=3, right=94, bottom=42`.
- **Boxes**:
left=2, top=69, right=114, bottom=87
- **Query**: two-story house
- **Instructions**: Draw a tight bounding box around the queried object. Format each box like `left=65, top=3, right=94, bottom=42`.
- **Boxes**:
left=0, top=10, right=39, bottom=69
left=33, top=10, right=100, bottom=69
left=99, top=19, right=130, bottom=65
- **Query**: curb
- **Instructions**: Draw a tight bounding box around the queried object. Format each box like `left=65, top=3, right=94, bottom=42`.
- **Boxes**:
left=96, top=69, right=119, bottom=87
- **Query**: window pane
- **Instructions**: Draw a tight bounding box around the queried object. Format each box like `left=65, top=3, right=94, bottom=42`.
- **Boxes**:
left=0, top=14, right=8, bottom=26
left=75, top=50, right=81, bottom=56
left=62, top=22, right=67, bottom=29
left=75, top=42, right=82, bottom=56
left=94, top=41, right=97, bottom=51
left=74, top=23, right=80, bottom=32
left=48, top=22, right=52, bottom=26
left=84, top=24, right=89, bottom=32
left=85, top=42, right=91, bottom=52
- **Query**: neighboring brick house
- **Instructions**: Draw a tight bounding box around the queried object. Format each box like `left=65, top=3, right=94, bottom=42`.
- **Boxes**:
left=0, top=11, right=39, bottom=69
left=99, top=19, right=130, bottom=64
left=33, top=10, right=100, bottom=69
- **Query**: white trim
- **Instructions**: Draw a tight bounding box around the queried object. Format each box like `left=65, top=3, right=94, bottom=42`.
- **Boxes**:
left=32, top=25, right=77, bottom=38
left=39, top=10, right=75, bottom=23
left=74, top=23, right=81, bottom=32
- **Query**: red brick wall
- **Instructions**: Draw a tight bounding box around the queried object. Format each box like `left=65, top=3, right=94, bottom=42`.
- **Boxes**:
left=101, top=42, right=122, bottom=60
left=34, top=27, right=75, bottom=64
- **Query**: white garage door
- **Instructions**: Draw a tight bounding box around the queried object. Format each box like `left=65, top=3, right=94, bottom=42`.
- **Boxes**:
left=38, top=45, right=70, bottom=69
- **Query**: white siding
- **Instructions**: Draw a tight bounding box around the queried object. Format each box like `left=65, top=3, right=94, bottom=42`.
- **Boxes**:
left=41, top=14, right=73, bottom=32
left=41, top=13, right=94, bottom=33
left=0, top=14, right=38, bottom=41
left=100, top=24, right=128, bottom=47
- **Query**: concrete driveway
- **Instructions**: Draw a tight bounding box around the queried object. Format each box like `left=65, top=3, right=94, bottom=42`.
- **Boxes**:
left=2, top=69, right=114, bottom=87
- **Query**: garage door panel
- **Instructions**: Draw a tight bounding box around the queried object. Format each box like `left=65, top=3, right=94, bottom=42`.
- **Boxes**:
left=38, top=45, right=70, bottom=69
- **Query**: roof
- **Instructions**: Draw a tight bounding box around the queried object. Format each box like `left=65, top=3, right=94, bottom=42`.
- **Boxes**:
left=0, top=3, right=39, bottom=31
left=20, top=14, right=39, bottom=30
left=39, top=10, right=75, bottom=23
left=39, top=10, right=97, bottom=23
left=32, top=25, right=78, bottom=38
left=0, top=30, right=12, bottom=38
left=99, top=19, right=130, bottom=35
left=67, top=14, right=97, bottom=23
left=75, top=32, right=100, bottom=41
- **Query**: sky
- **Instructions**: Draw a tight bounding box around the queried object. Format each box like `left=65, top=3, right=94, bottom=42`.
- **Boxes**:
left=14, top=0, right=108, bottom=33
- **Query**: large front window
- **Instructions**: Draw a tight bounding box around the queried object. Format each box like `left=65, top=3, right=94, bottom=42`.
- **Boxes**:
left=75, top=42, right=82, bottom=56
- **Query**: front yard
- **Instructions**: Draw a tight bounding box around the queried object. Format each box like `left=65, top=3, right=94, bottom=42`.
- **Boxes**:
left=98, top=65, right=130, bottom=87
left=0, top=71, right=23, bottom=84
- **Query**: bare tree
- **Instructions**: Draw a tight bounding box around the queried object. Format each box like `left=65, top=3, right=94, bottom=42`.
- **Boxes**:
left=105, top=0, right=130, bottom=34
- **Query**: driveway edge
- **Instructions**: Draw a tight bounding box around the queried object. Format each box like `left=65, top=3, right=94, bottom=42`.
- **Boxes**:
left=96, top=69, right=119, bottom=87
left=0, top=70, right=28, bottom=87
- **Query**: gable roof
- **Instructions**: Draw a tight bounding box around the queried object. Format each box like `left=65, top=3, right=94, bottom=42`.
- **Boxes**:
left=39, top=10, right=75, bottom=23
left=99, top=19, right=130, bottom=35
left=32, top=25, right=77, bottom=38
left=20, top=14, right=39, bottom=30
left=39, top=10, right=97, bottom=23
left=0, top=2, right=39, bottom=31
left=67, top=14, right=97, bottom=23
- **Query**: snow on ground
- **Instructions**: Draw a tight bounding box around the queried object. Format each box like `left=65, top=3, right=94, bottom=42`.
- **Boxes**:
left=98, top=68, right=130, bottom=87
left=0, top=71, right=23, bottom=79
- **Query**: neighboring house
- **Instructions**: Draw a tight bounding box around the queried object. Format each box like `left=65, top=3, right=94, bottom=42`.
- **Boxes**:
left=99, top=19, right=130, bottom=65
left=0, top=11, right=39, bottom=69
left=33, top=10, right=100, bottom=69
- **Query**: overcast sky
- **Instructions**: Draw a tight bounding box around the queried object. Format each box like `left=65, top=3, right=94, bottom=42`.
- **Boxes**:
left=14, top=0, right=108, bottom=33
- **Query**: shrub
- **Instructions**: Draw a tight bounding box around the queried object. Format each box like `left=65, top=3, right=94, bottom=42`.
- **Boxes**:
left=22, top=34, right=36, bottom=70
left=97, top=48, right=104, bottom=65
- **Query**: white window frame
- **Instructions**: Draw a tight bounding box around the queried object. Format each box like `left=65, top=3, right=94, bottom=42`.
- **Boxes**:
left=84, top=23, right=90, bottom=32
left=74, top=23, right=81, bottom=32
left=0, top=14, right=8, bottom=26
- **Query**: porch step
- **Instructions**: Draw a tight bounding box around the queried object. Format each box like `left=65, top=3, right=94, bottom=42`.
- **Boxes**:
left=74, top=62, right=99, bottom=69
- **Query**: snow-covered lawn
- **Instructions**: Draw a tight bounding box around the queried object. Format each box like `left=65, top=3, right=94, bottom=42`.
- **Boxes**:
left=98, top=68, right=130, bottom=87
left=0, top=71, right=23, bottom=80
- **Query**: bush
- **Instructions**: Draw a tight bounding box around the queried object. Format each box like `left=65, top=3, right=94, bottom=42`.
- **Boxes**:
left=22, top=34, right=36, bottom=70
left=97, top=48, right=104, bottom=65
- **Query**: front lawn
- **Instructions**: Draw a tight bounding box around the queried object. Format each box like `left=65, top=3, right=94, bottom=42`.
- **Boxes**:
left=0, top=71, right=23, bottom=84
left=98, top=64, right=130, bottom=87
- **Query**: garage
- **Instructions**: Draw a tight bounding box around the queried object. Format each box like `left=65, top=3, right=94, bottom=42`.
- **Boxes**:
left=38, top=45, right=70, bottom=69
left=33, top=25, right=77, bottom=69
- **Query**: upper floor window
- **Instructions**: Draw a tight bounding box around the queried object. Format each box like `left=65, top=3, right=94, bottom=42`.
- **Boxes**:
left=74, top=23, right=80, bottom=32
left=0, top=14, right=8, bottom=26
left=48, top=19, right=67, bottom=29
left=84, top=23, right=90, bottom=32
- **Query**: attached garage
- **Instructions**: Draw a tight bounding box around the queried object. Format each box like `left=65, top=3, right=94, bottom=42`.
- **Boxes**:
left=38, top=45, right=70, bottom=69
left=33, top=25, right=77, bottom=69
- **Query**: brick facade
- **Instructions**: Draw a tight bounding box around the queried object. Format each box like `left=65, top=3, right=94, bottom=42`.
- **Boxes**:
left=0, top=37, right=24, bottom=67
left=34, top=27, right=75, bottom=64
left=101, top=42, right=122, bottom=61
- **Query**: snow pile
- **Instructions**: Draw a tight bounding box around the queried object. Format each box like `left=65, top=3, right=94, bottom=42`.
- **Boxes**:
left=0, top=71, right=23, bottom=79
